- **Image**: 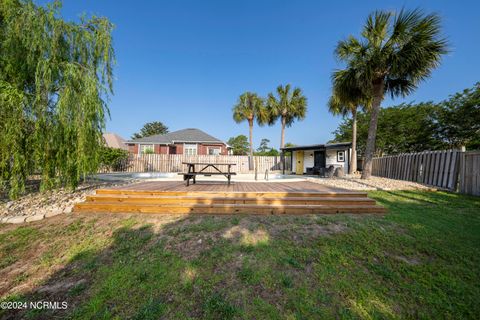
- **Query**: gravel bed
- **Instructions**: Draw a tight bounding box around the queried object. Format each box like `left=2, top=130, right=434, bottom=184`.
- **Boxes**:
left=0, top=180, right=136, bottom=224
left=306, top=175, right=434, bottom=191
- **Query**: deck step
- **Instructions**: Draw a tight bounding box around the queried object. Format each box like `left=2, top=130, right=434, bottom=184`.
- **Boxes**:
left=74, top=188, right=386, bottom=215
left=74, top=202, right=387, bottom=214
left=95, top=189, right=369, bottom=198
left=85, top=195, right=376, bottom=206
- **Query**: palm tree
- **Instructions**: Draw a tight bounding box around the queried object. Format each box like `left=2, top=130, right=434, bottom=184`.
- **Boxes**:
left=267, top=84, right=307, bottom=149
left=232, top=92, right=268, bottom=157
left=329, top=69, right=370, bottom=175
left=335, top=9, right=447, bottom=179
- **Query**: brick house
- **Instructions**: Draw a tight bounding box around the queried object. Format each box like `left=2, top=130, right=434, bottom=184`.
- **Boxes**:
left=126, top=128, right=230, bottom=155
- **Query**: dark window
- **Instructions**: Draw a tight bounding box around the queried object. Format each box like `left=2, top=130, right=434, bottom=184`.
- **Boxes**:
left=314, top=151, right=326, bottom=167
left=337, top=150, right=345, bottom=162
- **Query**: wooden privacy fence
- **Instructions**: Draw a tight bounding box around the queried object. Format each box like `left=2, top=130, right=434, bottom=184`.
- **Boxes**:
left=459, top=151, right=480, bottom=196
left=371, top=150, right=462, bottom=190
left=100, top=154, right=290, bottom=174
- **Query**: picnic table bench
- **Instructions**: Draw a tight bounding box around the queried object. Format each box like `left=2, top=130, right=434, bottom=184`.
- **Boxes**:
left=179, top=162, right=237, bottom=186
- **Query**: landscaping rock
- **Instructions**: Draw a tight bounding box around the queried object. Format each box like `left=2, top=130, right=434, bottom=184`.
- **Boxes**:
left=45, top=210, right=63, bottom=218
left=0, top=180, right=134, bottom=223
left=26, top=214, right=45, bottom=222
left=6, top=216, right=27, bottom=224
left=334, top=167, right=345, bottom=178
left=63, top=206, right=73, bottom=214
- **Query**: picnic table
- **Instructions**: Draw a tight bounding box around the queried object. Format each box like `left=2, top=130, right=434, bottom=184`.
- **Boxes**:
left=179, top=162, right=237, bottom=186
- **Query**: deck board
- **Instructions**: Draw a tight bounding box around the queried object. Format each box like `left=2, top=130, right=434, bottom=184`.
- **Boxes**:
left=111, top=181, right=348, bottom=193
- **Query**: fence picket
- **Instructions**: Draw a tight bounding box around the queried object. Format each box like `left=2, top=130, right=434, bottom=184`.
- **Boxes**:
left=442, top=151, right=451, bottom=188
left=370, top=149, right=474, bottom=191
left=101, top=154, right=288, bottom=174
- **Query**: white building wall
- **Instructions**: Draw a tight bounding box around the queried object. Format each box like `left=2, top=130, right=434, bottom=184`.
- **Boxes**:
left=326, top=148, right=349, bottom=173
left=291, top=147, right=352, bottom=174
left=303, top=150, right=315, bottom=173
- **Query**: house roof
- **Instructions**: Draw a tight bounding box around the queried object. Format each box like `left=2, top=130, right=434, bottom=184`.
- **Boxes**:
left=128, top=128, right=225, bottom=144
left=103, top=133, right=127, bottom=150
left=280, top=142, right=351, bottom=151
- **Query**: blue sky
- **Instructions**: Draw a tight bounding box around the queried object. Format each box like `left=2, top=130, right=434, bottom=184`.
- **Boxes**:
left=53, top=0, right=479, bottom=148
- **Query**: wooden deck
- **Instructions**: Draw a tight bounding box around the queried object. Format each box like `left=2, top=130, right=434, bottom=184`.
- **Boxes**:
left=109, top=181, right=348, bottom=193
left=74, top=181, right=387, bottom=215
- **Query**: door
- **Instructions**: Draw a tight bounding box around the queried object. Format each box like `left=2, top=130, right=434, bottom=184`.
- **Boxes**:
left=296, top=150, right=304, bottom=175
left=314, top=151, right=326, bottom=168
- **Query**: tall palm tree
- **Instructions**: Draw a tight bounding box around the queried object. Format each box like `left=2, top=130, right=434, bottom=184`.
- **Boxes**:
left=335, top=9, right=447, bottom=179
left=329, top=68, right=370, bottom=174
left=232, top=92, right=268, bottom=157
left=267, top=84, right=307, bottom=149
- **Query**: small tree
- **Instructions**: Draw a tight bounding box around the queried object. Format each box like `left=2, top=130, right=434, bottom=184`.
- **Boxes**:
left=328, top=75, right=369, bottom=174
left=264, top=148, right=280, bottom=156
left=99, top=147, right=129, bottom=172
left=436, top=83, right=480, bottom=149
left=257, top=139, right=271, bottom=153
left=227, top=135, right=250, bottom=155
left=132, top=121, right=169, bottom=139
left=330, top=102, right=444, bottom=155
left=254, top=139, right=280, bottom=156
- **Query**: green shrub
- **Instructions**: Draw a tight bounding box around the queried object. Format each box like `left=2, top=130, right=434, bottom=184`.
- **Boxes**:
left=99, top=147, right=129, bottom=171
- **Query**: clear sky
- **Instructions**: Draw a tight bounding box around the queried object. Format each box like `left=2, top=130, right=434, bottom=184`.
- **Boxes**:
left=51, top=0, right=479, bottom=148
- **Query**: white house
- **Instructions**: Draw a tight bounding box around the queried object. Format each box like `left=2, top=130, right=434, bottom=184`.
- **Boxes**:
left=281, top=142, right=352, bottom=175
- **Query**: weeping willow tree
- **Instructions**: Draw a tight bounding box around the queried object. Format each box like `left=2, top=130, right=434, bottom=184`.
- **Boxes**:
left=0, top=0, right=114, bottom=199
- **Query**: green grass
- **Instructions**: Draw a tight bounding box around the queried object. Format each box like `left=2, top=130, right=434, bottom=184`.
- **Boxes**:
left=0, top=190, right=479, bottom=319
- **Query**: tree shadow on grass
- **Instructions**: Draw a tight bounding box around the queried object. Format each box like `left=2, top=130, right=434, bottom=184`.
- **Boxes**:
left=0, top=213, right=414, bottom=320
left=1, top=214, right=263, bottom=319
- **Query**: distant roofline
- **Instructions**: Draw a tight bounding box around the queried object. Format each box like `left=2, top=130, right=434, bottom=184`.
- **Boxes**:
left=127, top=128, right=225, bottom=144
left=171, top=141, right=226, bottom=144
left=127, top=141, right=227, bottom=144
left=280, top=142, right=351, bottom=151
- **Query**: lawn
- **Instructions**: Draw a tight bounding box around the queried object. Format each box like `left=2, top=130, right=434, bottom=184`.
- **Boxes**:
left=0, top=190, right=479, bottom=319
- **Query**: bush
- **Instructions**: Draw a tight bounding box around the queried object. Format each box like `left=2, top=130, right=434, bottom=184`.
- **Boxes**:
left=99, top=147, right=129, bottom=171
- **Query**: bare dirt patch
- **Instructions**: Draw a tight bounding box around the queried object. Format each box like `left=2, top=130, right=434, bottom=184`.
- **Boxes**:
left=223, top=225, right=270, bottom=246
left=387, top=253, right=422, bottom=266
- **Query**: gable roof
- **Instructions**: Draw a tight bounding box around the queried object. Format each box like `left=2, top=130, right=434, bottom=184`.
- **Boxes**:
left=128, top=128, right=225, bottom=144
left=103, top=133, right=127, bottom=150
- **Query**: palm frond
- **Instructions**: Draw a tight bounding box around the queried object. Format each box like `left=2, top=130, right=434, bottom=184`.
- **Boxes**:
left=334, top=8, right=447, bottom=100
left=232, top=92, right=265, bottom=124
left=362, top=10, right=392, bottom=48
left=335, top=36, right=365, bottom=62
left=266, top=84, right=307, bottom=127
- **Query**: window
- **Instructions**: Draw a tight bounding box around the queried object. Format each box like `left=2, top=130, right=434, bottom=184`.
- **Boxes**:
left=337, top=150, right=345, bottom=162
left=184, top=144, right=197, bottom=155
left=140, top=144, right=154, bottom=154
left=208, top=147, right=221, bottom=155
